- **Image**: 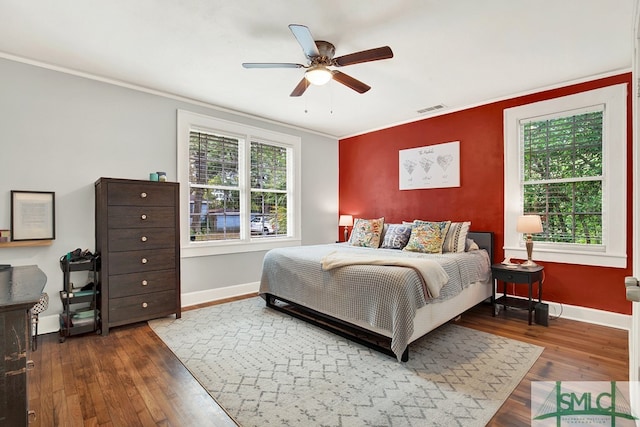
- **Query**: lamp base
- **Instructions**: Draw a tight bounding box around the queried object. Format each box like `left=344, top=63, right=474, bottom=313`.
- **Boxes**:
left=521, top=259, right=538, bottom=268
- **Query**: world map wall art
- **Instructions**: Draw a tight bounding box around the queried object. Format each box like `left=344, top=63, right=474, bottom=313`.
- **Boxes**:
left=399, top=141, right=460, bottom=190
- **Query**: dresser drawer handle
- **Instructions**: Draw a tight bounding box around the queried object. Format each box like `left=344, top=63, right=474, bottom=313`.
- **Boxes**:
left=28, top=410, right=36, bottom=422
left=141, top=280, right=148, bottom=286
left=141, top=214, right=147, bottom=220
left=141, top=192, right=147, bottom=198
left=26, top=360, right=35, bottom=370
left=142, top=302, right=148, bottom=308
left=141, top=258, right=148, bottom=264
left=141, top=236, right=147, bottom=242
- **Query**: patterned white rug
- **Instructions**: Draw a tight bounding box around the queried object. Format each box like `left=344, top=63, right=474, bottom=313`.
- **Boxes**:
left=149, top=297, right=543, bottom=427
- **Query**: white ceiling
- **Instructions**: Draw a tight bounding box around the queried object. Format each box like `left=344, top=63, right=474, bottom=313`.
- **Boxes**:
left=0, top=0, right=635, bottom=138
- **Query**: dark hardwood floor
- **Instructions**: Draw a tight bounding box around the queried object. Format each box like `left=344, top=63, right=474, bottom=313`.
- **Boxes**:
left=28, top=297, right=629, bottom=426
left=458, top=304, right=629, bottom=426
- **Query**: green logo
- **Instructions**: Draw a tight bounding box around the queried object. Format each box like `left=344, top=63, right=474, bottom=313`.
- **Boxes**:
left=532, top=381, right=639, bottom=426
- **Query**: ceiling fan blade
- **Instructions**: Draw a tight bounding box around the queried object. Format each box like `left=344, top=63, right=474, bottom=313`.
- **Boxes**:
left=242, top=63, right=304, bottom=69
left=333, top=46, right=393, bottom=67
left=290, top=77, right=310, bottom=97
left=288, top=24, right=320, bottom=58
left=331, top=71, right=371, bottom=94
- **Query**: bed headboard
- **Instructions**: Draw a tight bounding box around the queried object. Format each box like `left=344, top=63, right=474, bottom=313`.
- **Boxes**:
left=467, top=231, right=494, bottom=263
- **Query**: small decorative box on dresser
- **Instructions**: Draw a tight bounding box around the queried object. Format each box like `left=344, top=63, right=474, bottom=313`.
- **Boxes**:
left=95, top=177, right=181, bottom=335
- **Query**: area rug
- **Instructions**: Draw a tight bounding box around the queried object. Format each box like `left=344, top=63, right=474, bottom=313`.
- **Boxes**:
left=149, top=297, right=543, bottom=427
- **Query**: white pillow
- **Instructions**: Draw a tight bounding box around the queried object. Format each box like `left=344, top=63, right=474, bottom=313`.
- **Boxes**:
left=465, top=238, right=480, bottom=251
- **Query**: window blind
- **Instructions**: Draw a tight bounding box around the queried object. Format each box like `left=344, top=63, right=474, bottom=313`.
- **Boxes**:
left=521, top=109, right=604, bottom=245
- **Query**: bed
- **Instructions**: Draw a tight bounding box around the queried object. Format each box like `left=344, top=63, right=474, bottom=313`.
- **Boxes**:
left=259, top=230, right=493, bottom=362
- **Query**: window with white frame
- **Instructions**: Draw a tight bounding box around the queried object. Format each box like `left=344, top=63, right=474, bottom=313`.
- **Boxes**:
left=177, top=110, right=301, bottom=257
left=503, top=84, right=627, bottom=268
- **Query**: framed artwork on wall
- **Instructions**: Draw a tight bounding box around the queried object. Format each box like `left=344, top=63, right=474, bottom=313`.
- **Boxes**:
left=11, top=190, right=56, bottom=241
left=399, top=140, right=460, bottom=190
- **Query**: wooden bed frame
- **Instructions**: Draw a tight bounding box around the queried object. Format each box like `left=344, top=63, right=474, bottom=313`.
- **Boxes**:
left=264, top=231, right=494, bottom=362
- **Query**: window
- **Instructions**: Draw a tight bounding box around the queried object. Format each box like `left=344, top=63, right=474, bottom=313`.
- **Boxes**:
left=250, top=141, right=289, bottom=237
left=522, top=109, right=603, bottom=245
left=178, top=110, right=301, bottom=257
left=189, top=131, right=241, bottom=241
left=504, top=84, right=627, bottom=268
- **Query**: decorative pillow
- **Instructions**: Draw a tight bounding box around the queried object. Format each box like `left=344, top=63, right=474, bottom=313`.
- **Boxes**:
left=381, top=224, right=413, bottom=250
left=465, top=238, right=479, bottom=251
left=380, top=223, right=389, bottom=243
left=349, top=217, right=385, bottom=248
left=442, top=221, right=471, bottom=253
left=403, top=220, right=451, bottom=253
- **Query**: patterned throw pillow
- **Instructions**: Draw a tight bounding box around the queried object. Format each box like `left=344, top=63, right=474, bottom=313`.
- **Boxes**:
left=349, top=217, right=385, bottom=248
left=381, top=224, right=413, bottom=250
left=442, top=221, right=471, bottom=253
left=403, top=220, right=451, bottom=253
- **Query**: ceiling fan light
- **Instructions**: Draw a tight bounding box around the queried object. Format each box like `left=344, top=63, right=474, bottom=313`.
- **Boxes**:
left=305, top=67, right=332, bottom=85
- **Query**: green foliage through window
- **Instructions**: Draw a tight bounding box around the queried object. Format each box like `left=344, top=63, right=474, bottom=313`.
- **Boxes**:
left=188, top=131, right=289, bottom=241
left=521, top=110, right=603, bottom=245
left=250, top=142, right=288, bottom=236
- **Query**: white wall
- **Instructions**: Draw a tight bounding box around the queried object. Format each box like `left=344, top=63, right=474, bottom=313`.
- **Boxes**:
left=0, top=57, right=338, bottom=320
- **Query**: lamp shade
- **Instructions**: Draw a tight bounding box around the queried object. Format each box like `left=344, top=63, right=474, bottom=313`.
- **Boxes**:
left=338, top=215, right=353, bottom=227
left=516, top=215, right=543, bottom=234
left=305, top=67, right=332, bottom=85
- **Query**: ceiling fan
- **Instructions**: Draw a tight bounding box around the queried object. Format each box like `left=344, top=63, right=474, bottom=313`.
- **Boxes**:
left=242, top=24, right=393, bottom=97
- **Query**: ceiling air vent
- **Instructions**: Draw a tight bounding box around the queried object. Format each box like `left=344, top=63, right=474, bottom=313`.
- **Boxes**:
left=417, top=104, right=446, bottom=114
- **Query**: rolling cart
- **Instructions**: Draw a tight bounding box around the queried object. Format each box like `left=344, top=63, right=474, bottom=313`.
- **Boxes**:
left=59, top=253, right=101, bottom=342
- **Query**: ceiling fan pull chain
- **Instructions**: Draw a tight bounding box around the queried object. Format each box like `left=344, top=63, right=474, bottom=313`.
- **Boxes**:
left=330, top=83, right=334, bottom=114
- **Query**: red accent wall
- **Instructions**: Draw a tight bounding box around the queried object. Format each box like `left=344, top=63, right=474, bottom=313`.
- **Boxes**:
left=339, top=73, right=633, bottom=315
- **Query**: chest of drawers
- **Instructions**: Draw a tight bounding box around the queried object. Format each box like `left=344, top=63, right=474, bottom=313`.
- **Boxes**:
left=95, top=178, right=181, bottom=335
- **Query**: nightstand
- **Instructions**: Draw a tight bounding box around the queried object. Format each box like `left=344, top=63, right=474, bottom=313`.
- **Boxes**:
left=491, top=263, right=544, bottom=325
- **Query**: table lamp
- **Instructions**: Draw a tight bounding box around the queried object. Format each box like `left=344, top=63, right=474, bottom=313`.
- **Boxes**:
left=517, top=215, right=543, bottom=267
left=338, top=215, right=353, bottom=242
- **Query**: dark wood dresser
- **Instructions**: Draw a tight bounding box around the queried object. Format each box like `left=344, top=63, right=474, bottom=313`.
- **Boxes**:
left=0, top=265, right=46, bottom=426
left=95, top=177, right=181, bottom=335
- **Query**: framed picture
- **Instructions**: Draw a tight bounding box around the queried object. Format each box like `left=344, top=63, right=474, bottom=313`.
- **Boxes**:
left=11, top=191, right=56, bottom=241
left=399, top=141, right=460, bottom=190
